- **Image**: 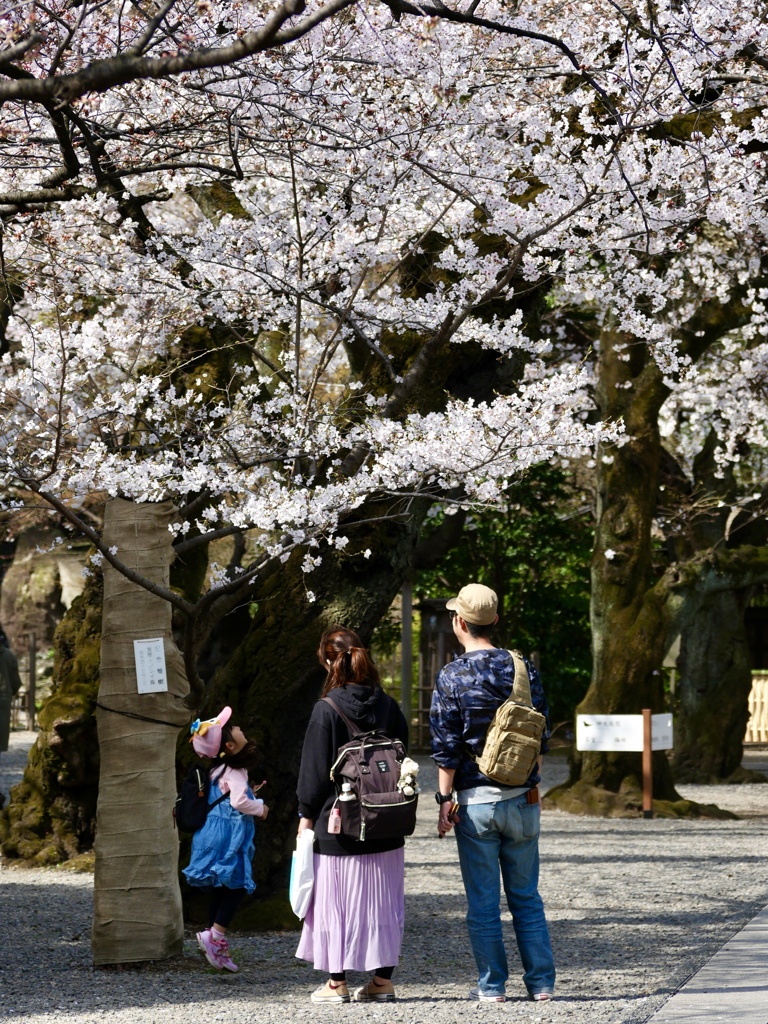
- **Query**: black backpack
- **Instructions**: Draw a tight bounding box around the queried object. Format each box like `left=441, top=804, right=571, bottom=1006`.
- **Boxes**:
left=174, top=763, right=227, bottom=833
left=323, top=696, right=418, bottom=842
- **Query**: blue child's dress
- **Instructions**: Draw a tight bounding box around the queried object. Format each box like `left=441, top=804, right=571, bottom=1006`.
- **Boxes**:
left=183, top=769, right=257, bottom=894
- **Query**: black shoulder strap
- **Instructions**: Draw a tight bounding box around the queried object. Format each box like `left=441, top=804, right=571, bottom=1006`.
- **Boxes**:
left=322, top=690, right=392, bottom=738
left=322, top=695, right=360, bottom=737
left=208, top=765, right=229, bottom=809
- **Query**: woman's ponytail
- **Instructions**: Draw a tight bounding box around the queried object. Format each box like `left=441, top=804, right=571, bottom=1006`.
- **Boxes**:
left=319, top=628, right=380, bottom=696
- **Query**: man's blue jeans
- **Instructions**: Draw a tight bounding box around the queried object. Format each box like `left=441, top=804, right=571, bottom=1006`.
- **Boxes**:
left=454, top=793, right=555, bottom=997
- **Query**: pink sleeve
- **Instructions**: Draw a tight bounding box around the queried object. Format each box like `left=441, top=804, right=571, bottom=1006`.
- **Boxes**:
left=220, top=768, right=265, bottom=816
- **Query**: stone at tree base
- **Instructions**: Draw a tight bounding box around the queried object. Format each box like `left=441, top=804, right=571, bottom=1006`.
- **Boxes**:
left=718, top=766, right=768, bottom=784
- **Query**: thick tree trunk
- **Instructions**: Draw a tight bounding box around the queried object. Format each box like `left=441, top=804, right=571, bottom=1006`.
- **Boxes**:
left=669, top=545, right=768, bottom=783
left=547, top=331, right=683, bottom=815
left=92, top=499, right=191, bottom=965
left=0, top=572, right=102, bottom=863
left=672, top=587, right=756, bottom=782
left=665, top=437, right=768, bottom=783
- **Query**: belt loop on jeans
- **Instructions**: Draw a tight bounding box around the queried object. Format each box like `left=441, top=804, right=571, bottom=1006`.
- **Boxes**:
left=526, top=787, right=539, bottom=805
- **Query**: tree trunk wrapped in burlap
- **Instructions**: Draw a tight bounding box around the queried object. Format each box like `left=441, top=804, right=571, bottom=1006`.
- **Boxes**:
left=92, top=499, right=190, bottom=965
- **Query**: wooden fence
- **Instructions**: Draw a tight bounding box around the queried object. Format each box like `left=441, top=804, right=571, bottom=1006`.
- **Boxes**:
left=746, top=672, right=768, bottom=744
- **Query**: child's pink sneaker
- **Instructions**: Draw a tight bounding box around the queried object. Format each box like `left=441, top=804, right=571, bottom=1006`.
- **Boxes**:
left=196, top=929, right=223, bottom=969
left=212, top=935, right=239, bottom=973
left=196, top=929, right=239, bottom=972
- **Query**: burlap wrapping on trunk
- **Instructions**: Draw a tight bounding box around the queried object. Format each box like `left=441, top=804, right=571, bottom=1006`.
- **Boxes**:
left=92, top=499, right=191, bottom=965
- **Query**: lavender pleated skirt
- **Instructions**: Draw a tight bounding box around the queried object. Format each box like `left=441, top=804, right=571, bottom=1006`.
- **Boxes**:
left=295, top=848, right=405, bottom=973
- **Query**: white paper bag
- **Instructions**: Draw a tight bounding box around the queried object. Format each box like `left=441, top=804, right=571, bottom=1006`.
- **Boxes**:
left=289, top=828, right=315, bottom=919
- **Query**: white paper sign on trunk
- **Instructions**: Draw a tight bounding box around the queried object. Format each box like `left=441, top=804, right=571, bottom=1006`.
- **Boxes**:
left=133, top=638, right=168, bottom=694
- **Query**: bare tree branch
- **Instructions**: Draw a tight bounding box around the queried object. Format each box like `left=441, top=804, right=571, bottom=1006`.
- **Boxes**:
left=0, top=34, right=44, bottom=67
left=126, top=0, right=182, bottom=57
left=0, top=186, right=90, bottom=206
left=174, top=524, right=247, bottom=554
left=26, top=482, right=197, bottom=615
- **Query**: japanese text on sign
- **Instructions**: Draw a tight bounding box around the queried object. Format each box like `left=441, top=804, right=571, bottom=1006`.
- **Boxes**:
left=576, top=714, right=673, bottom=752
left=134, top=638, right=168, bottom=694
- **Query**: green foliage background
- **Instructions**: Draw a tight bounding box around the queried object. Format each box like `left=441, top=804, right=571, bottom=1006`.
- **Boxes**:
left=415, top=465, right=594, bottom=723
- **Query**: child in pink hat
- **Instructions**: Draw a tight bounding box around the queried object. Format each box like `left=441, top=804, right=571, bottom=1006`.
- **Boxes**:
left=184, top=708, right=268, bottom=972
left=189, top=706, right=233, bottom=758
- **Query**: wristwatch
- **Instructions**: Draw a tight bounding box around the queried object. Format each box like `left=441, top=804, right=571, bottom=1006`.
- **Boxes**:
left=435, top=791, right=453, bottom=805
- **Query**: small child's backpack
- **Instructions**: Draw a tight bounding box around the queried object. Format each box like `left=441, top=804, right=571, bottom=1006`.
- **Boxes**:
left=473, top=651, right=547, bottom=787
left=323, top=696, right=418, bottom=842
left=174, top=763, right=227, bottom=833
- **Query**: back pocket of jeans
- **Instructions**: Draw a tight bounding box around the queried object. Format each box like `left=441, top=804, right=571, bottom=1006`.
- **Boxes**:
left=457, top=802, right=496, bottom=837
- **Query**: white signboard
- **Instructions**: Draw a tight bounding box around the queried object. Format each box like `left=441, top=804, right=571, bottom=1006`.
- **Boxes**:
left=134, top=638, right=168, bottom=694
left=577, top=714, right=644, bottom=751
left=651, top=713, right=673, bottom=752
left=576, top=714, right=674, bottom=752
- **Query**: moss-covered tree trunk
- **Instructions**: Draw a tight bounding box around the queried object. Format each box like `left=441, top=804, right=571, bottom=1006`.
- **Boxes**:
left=92, top=499, right=191, bottom=965
left=662, top=439, right=768, bottom=783
left=547, top=330, right=682, bottom=815
left=0, top=572, right=102, bottom=864
left=672, top=587, right=755, bottom=782
left=670, top=542, right=768, bottom=783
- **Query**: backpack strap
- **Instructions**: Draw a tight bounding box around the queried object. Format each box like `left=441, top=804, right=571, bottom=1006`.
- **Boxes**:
left=208, top=764, right=229, bottom=809
left=466, top=651, right=533, bottom=764
left=321, top=692, right=391, bottom=737
left=508, top=650, right=534, bottom=709
left=322, top=695, right=361, bottom=738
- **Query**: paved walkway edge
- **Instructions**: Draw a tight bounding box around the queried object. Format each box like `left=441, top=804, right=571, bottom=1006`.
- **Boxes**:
left=647, top=903, right=768, bottom=1023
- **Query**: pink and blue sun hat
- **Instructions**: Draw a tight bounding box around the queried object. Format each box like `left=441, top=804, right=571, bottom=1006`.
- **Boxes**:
left=189, top=706, right=232, bottom=757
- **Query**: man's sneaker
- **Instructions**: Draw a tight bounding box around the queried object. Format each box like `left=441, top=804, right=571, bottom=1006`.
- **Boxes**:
left=311, top=979, right=350, bottom=1003
left=531, top=992, right=554, bottom=1001
left=352, top=978, right=396, bottom=1002
left=469, top=988, right=506, bottom=1002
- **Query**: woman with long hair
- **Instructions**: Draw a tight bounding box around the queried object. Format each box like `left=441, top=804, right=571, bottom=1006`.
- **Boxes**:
left=295, top=626, right=409, bottom=1004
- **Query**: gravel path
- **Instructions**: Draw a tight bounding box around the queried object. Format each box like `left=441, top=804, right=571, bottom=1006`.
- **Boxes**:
left=2, top=733, right=767, bottom=1024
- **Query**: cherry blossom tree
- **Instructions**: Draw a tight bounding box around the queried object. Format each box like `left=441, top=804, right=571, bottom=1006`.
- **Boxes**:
left=3, top=0, right=768, bottom=956
left=1, top=0, right=616, bottom=962
left=653, top=347, right=768, bottom=785
left=545, top=246, right=768, bottom=812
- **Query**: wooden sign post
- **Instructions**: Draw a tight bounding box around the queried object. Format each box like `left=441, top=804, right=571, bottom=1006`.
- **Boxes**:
left=576, top=710, right=674, bottom=820
left=642, top=708, right=653, bottom=819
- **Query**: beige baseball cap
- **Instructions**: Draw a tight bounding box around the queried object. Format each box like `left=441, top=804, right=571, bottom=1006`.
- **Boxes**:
left=446, top=583, right=498, bottom=625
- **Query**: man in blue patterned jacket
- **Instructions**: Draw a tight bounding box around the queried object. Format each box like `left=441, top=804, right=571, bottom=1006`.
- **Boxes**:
left=430, top=583, right=556, bottom=1004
